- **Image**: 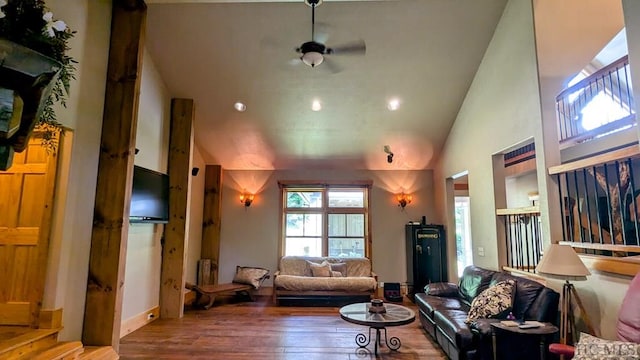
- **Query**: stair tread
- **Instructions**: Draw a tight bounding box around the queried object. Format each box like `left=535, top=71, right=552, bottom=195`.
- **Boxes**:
left=31, top=341, right=84, bottom=360
left=0, top=328, right=61, bottom=355
left=80, top=346, right=119, bottom=360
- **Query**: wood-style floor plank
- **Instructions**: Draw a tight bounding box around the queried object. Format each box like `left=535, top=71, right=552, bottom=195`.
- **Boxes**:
left=119, top=296, right=446, bottom=359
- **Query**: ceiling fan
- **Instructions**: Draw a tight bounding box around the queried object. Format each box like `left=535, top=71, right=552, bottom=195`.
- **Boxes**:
left=295, top=0, right=366, bottom=70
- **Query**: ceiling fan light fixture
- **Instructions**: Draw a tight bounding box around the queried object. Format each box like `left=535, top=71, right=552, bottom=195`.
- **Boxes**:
left=301, top=51, right=324, bottom=67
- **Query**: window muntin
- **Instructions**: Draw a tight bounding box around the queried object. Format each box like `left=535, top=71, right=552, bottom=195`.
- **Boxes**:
left=282, top=186, right=369, bottom=257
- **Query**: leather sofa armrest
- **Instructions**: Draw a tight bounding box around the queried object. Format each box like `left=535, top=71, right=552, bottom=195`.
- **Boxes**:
left=425, top=282, right=459, bottom=297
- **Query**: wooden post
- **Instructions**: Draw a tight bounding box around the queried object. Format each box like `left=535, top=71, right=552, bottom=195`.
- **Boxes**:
left=82, top=0, right=146, bottom=350
left=160, top=99, right=194, bottom=319
left=202, top=165, right=222, bottom=284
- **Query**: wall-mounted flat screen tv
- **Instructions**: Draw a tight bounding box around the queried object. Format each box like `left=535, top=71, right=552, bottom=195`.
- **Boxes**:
left=130, top=165, right=169, bottom=223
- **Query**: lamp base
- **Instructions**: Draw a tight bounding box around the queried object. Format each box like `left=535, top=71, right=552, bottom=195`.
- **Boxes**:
left=560, top=281, right=595, bottom=345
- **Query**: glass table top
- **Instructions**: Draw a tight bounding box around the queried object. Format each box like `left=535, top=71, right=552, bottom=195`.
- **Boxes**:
left=339, top=302, right=415, bottom=328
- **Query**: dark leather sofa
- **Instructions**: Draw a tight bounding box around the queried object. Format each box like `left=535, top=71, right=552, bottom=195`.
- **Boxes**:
left=414, top=265, right=559, bottom=360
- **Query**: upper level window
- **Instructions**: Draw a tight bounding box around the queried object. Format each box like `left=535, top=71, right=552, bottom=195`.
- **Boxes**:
left=281, top=183, right=370, bottom=258
left=556, top=29, right=635, bottom=144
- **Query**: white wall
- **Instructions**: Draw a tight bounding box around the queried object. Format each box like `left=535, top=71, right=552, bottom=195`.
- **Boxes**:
left=121, top=49, right=171, bottom=321
left=186, top=147, right=205, bottom=284
left=436, top=0, right=545, bottom=270
left=217, top=169, right=436, bottom=287
left=435, top=0, right=636, bottom=340
left=505, top=172, right=538, bottom=208
left=43, top=0, right=111, bottom=341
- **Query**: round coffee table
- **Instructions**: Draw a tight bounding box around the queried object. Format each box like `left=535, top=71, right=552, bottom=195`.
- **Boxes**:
left=339, top=302, right=415, bottom=355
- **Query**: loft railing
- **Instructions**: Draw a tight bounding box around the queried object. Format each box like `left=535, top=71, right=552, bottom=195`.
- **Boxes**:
left=497, top=207, right=542, bottom=273
left=556, top=55, right=635, bottom=146
left=548, top=145, right=640, bottom=256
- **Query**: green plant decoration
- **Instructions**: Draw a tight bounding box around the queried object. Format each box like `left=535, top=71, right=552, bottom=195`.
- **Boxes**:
left=0, top=0, right=77, bottom=151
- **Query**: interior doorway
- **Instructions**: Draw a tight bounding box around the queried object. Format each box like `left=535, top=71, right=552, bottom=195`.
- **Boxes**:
left=452, top=173, right=473, bottom=277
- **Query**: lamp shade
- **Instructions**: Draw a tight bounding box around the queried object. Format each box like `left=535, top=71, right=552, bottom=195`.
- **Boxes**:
left=536, top=244, right=591, bottom=281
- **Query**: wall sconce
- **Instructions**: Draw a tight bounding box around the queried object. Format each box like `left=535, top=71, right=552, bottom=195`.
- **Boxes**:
left=396, top=193, right=412, bottom=209
left=239, top=192, right=254, bottom=207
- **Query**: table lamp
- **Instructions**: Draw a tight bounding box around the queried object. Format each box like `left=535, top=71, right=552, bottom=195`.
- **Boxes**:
left=535, top=244, right=593, bottom=345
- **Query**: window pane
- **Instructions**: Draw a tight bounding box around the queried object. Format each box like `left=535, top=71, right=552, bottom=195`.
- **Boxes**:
left=328, top=238, right=364, bottom=258
left=346, top=214, right=364, bottom=236
left=285, top=237, right=322, bottom=256
left=328, top=190, right=364, bottom=207
left=286, top=191, right=322, bottom=208
left=286, top=213, right=322, bottom=237
left=328, top=214, right=346, bottom=236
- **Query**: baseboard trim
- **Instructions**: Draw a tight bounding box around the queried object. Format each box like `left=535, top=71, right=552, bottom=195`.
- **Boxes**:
left=120, top=305, right=159, bottom=338
left=39, top=308, right=63, bottom=329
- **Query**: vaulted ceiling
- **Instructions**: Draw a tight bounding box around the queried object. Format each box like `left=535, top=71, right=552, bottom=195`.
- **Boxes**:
left=144, top=0, right=509, bottom=170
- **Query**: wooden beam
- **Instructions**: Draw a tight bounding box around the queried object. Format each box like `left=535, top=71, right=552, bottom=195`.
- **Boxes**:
left=160, top=99, right=194, bottom=319
left=201, top=165, right=222, bottom=284
left=82, top=0, right=146, bottom=350
left=548, top=144, right=640, bottom=175
left=496, top=206, right=540, bottom=215
left=579, top=254, right=640, bottom=277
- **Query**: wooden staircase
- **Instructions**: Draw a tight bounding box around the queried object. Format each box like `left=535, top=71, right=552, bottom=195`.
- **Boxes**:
left=0, top=328, right=118, bottom=360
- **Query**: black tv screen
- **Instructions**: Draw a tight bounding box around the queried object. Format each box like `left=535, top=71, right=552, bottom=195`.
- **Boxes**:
left=130, top=165, right=169, bottom=223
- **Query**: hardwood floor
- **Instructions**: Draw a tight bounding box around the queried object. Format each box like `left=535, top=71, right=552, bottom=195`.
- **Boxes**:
left=119, top=296, right=446, bottom=359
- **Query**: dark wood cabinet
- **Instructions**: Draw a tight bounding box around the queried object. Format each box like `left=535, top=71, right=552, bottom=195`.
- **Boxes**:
left=405, top=223, right=447, bottom=299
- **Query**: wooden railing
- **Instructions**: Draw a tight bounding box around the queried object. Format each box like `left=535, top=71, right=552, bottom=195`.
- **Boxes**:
left=548, top=145, right=640, bottom=259
left=556, top=55, right=635, bottom=146
left=497, top=206, right=543, bottom=273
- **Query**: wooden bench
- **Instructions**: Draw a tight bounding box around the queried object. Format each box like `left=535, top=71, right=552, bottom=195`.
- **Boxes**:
left=185, top=282, right=259, bottom=309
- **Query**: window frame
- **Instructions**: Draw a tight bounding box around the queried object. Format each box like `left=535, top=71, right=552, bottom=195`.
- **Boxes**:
left=278, top=181, right=372, bottom=258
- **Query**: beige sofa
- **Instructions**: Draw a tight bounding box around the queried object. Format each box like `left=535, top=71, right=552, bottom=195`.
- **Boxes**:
left=273, top=256, right=378, bottom=306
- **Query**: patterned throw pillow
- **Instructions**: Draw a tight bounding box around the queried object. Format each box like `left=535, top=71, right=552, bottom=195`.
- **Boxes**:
left=465, top=279, right=515, bottom=323
left=573, top=333, right=640, bottom=359
left=330, top=262, right=347, bottom=277
left=232, top=266, right=269, bottom=289
left=308, top=261, right=332, bottom=277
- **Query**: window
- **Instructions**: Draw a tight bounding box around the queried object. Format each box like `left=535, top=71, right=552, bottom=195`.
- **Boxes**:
left=281, top=184, right=370, bottom=258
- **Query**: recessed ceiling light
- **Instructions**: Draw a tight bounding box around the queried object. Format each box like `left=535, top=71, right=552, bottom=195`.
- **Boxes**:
left=312, top=100, right=322, bottom=111
left=234, top=102, right=247, bottom=112
left=387, top=98, right=400, bottom=111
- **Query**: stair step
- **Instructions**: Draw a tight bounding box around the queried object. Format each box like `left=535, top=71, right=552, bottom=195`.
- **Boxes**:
left=0, top=328, right=60, bottom=359
left=80, top=346, right=119, bottom=360
left=32, top=341, right=84, bottom=360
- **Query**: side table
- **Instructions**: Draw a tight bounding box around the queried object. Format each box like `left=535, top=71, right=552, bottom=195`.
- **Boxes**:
left=491, top=322, right=558, bottom=360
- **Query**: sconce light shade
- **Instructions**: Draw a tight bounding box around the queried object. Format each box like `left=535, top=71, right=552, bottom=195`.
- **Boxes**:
left=239, top=192, right=254, bottom=207
left=396, top=192, right=412, bottom=209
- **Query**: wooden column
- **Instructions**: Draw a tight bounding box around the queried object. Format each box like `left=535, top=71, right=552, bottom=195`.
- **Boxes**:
left=82, top=0, right=146, bottom=350
left=160, top=99, right=194, bottom=318
left=202, top=165, right=222, bottom=284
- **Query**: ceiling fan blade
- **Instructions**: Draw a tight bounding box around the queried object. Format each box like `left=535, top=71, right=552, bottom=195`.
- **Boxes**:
left=328, top=40, right=366, bottom=55
left=322, top=57, right=342, bottom=74
left=313, top=22, right=331, bottom=44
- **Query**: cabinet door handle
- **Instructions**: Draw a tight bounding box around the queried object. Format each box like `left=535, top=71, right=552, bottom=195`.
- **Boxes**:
left=416, top=244, right=422, bottom=254
left=427, top=246, right=431, bottom=256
